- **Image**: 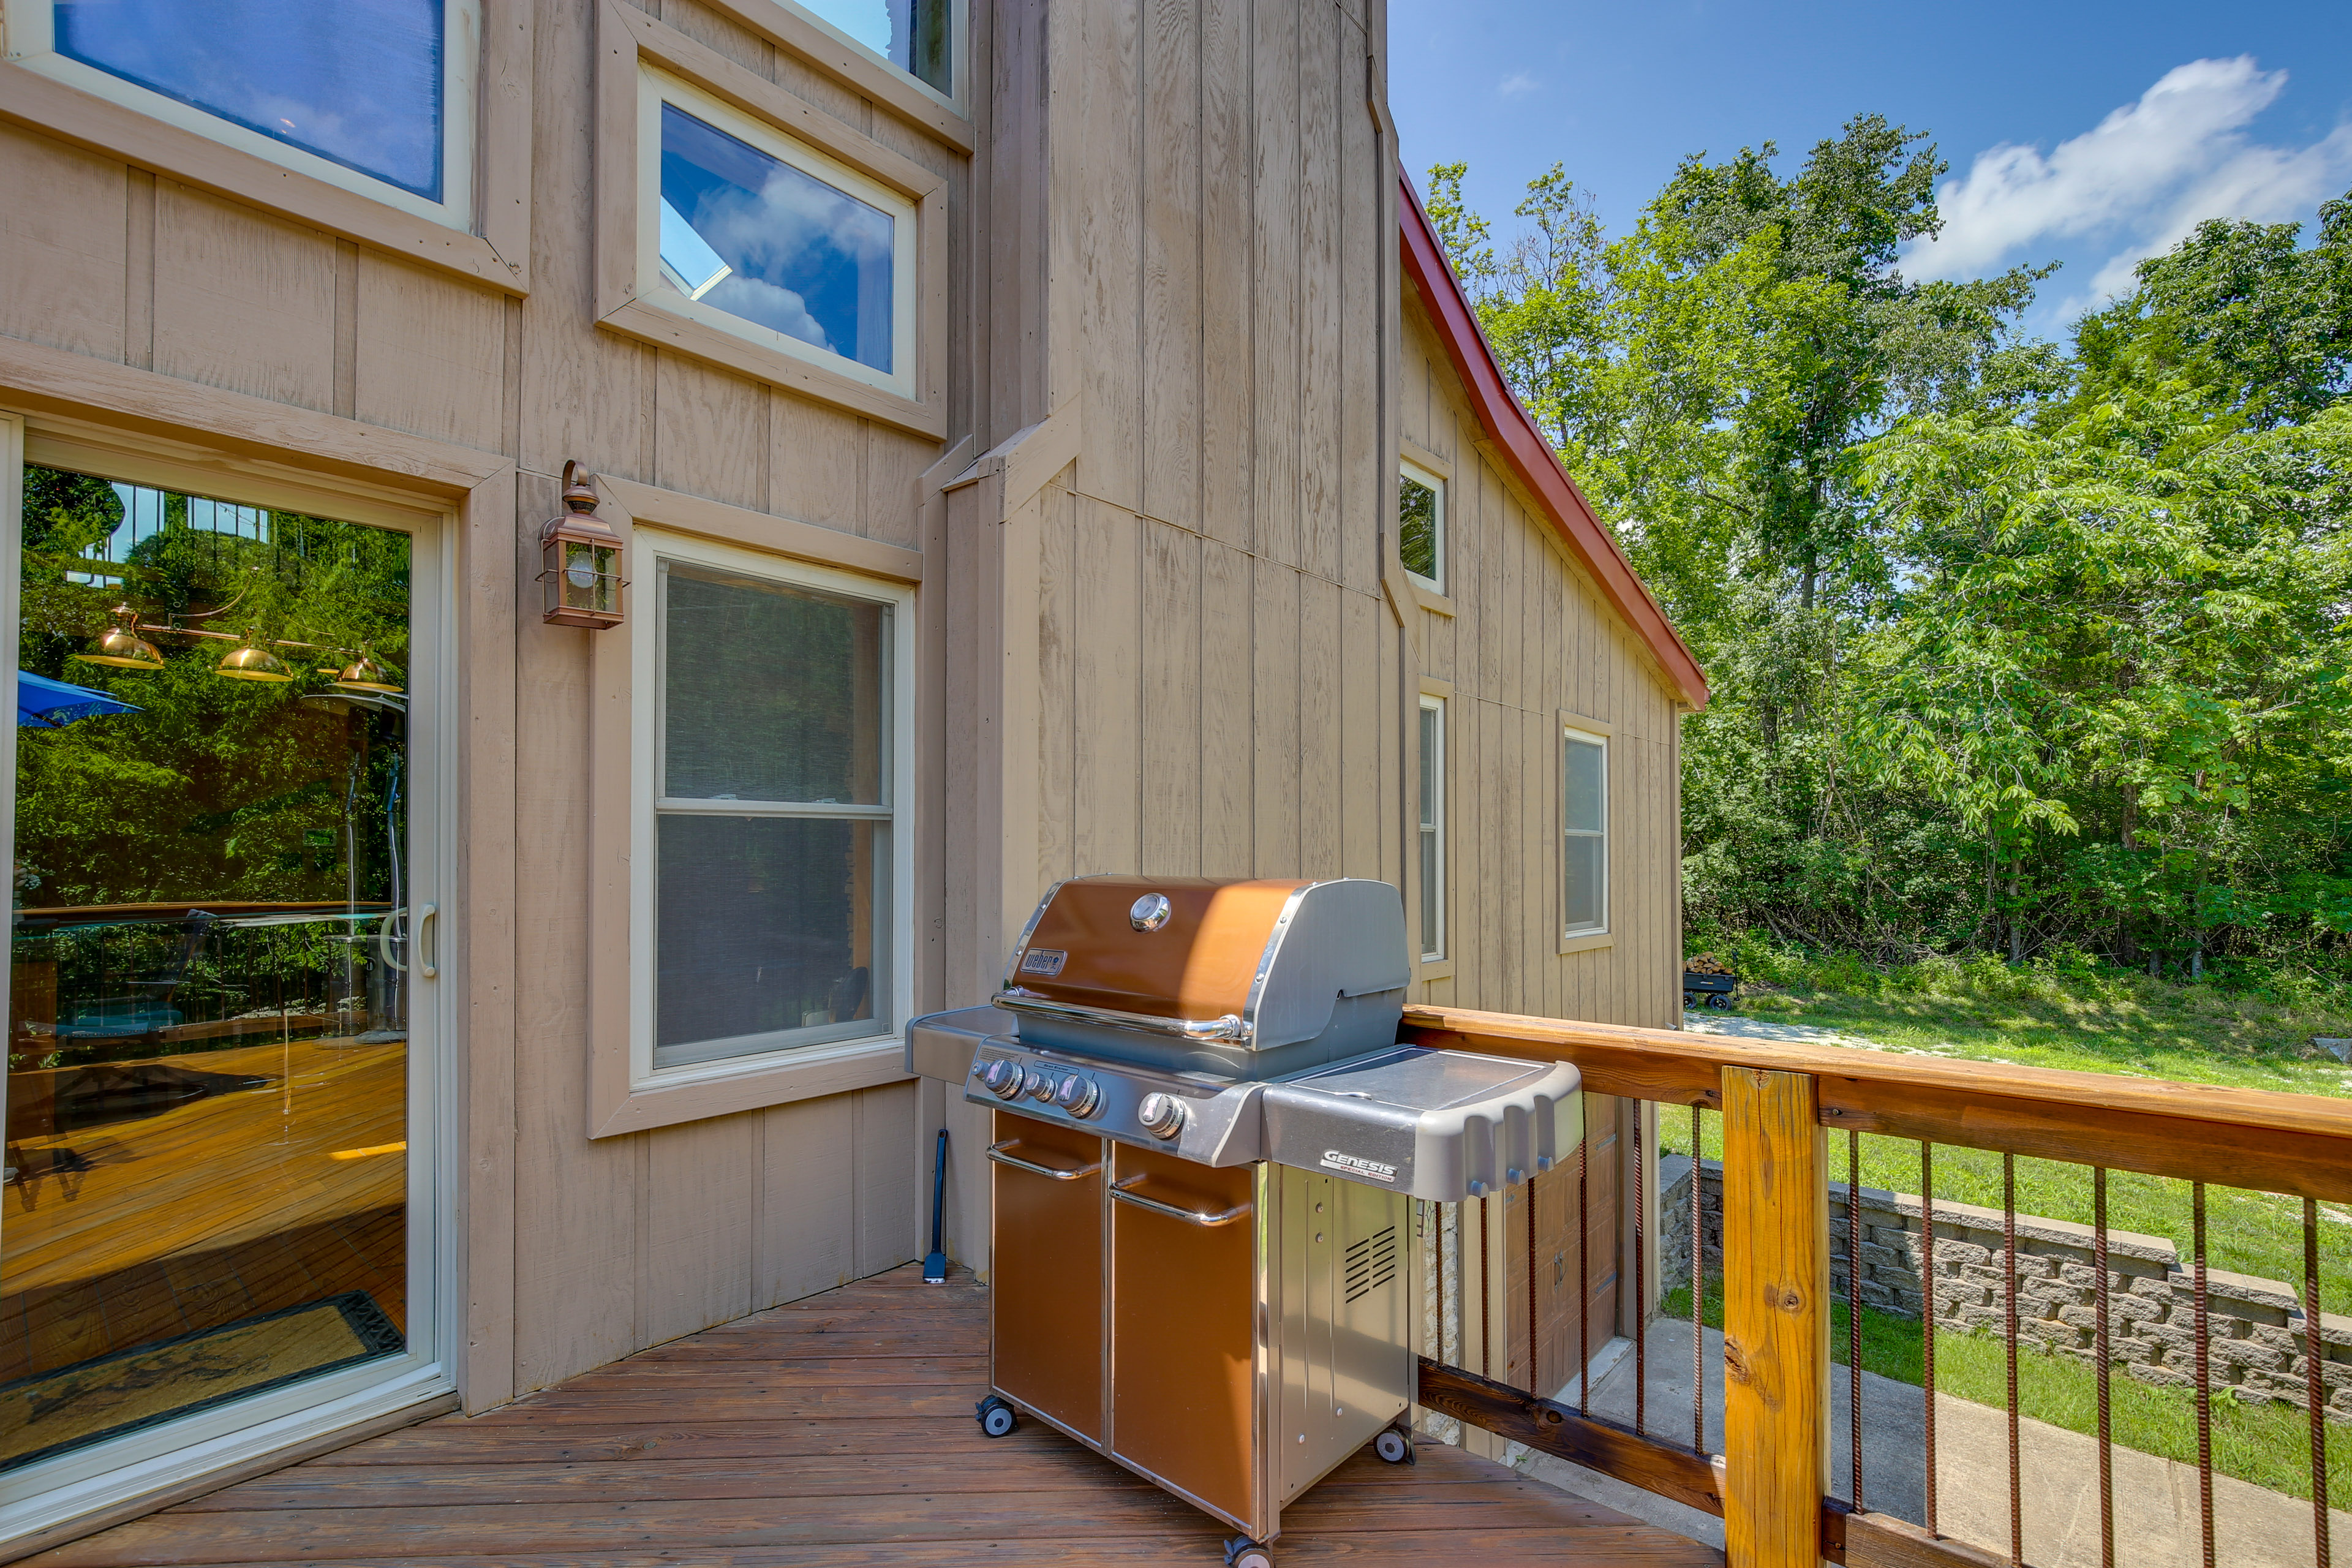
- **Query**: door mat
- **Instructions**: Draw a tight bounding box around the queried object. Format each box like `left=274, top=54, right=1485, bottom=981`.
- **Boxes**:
left=0, top=1291, right=403, bottom=1472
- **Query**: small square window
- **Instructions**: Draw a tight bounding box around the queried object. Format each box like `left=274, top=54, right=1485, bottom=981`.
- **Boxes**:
left=1400, top=460, right=1444, bottom=593
left=637, top=69, right=918, bottom=396
left=10, top=0, right=476, bottom=224
left=794, top=0, right=955, bottom=98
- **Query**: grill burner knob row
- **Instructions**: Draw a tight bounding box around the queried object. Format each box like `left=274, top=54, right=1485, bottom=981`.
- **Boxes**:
left=1052, top=1072, right=1102, bottom=1118
left=978, top=1059, right=1025, bottom=1099
left=1136, top=1092, right=1186, bottom=1139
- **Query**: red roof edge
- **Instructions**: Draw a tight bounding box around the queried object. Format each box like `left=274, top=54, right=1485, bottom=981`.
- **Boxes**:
left=1396, top=170, right=1709, bottom=710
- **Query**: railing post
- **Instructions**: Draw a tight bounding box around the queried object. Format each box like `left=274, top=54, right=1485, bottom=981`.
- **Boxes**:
left=1720, top=1066, right=1830, bottom=1568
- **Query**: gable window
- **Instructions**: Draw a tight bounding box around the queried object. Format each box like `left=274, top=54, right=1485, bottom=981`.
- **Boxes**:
left=1419, top=696, right=1446, bottom=962
left=1400, top=459, right=1445, bottom=593
left=794, top=0, right=956, bottom=99
left=635, top=533, right=913, bottom=1074
left=640, top=69, right=916, bottom=394
left=1562, top=728, right=1608, bottom=937
left=10, top=0, right=476, bottom=224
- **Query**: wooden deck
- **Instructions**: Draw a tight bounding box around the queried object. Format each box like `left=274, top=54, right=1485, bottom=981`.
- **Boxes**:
left=28, top=1264, right=1722, bottom=1567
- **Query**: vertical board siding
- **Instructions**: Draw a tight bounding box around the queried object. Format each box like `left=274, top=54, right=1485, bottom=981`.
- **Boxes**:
left=0, top=126, right=128, bottom=361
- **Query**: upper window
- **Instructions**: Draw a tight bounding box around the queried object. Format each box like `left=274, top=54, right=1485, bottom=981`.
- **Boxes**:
left=9, top=0, right=476, bottom=224
left=1400, top=459, right=1445, bottom=593
left=640, top=69, right=916, bottom=394
left=635, top=533, right=913, bottom=1074
left=1562, top=729, right=1608, bottom=937
left=795, top=0, right=955, bottom=99
left=1419, top=696, right=1446, bottom=962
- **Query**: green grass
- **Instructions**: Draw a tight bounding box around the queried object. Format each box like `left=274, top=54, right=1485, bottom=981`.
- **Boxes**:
left=1659, top=1276, right=2352, bottom=1506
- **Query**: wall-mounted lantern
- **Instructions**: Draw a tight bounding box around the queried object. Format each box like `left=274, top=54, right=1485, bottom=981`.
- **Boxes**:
left=538, top=461, right=627, bottom=630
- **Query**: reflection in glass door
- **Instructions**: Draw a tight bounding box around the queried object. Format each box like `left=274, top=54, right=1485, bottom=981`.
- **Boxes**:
left=2, top=466, right=412, bottom=1473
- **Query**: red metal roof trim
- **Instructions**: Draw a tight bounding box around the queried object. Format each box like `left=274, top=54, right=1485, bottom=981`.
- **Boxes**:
left=1396, top=171, right=1709, bottom=709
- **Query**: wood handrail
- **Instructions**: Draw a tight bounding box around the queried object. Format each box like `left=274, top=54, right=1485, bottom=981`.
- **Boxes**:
left=1403, top=1003, right=2352, bottom=1202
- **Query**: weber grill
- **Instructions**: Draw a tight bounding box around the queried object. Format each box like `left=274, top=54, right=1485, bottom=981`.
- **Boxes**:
left=908, top=876, right=1580, bottom=1560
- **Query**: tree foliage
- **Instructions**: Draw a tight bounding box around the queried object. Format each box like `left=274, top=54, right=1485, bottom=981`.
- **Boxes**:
left=1433, top=130, right=2352, bottom=978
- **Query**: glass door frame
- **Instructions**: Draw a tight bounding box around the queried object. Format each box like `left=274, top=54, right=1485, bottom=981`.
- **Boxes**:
left=0, top=412, right=458, bottom=1539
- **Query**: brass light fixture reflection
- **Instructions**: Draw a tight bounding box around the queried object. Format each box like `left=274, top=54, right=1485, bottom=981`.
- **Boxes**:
left=72, top=605, right=167, bottom=671
left=216, top=628, right=293, bottom=683
left=333, top=648, right=404, bottom=695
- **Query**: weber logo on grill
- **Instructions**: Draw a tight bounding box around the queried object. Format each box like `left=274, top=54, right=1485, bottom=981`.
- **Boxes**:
left=1018, top=948, right=1068, bottom=978
left=1320, top=1150, right=1398, bottom=1183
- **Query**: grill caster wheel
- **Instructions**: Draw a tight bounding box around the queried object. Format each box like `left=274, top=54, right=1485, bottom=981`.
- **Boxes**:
left=1374, top=1428, right=1414, bottom=1464
left=1222, top=1537, right=1274, bottom=1568
left=976, top=1396, right=1018, bottom=1438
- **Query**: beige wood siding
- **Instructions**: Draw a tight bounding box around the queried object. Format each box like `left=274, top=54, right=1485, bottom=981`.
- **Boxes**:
left=1398, top=291, right=1683, bottom=1029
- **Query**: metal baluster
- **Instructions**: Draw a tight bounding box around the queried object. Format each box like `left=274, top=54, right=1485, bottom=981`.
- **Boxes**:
left=1849, top=1129, right=1863, bottom=1509
left=1634, top=1102, right=1647, bottom=1436
left=2195, top=1183, right=2215, bottom=1568
left=1922, top=1141, right=1938, bottom=1537
left=2005, top=1153, right=2021, bottom=1568
left=2095, top=1167, right=2114, bottom=1568
left=1480, top=1193, right=1492, bottom=1379
left=1526, top=1172, right=1539, bottom=1395
left=1578, top=1131, right=1591, bottom=1417
left=1434, top=1197, right=1447, bottom=1365
left=1693, top=1102, right=1705, bottom=1454
left=2305, top=1197, right=2330, bottom=1568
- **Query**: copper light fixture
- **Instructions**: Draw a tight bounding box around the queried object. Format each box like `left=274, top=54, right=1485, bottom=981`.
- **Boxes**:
left=72, top=605, right=167, bottom=671
left=216, top=628, right=293, bottom=683
left=538, top=461, right=627, bottom=630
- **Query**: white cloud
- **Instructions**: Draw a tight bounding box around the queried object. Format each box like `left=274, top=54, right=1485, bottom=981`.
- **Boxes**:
left=1902, top=57, right=2352, bottom=310
left=1498, top=72, right=1539, bottom=99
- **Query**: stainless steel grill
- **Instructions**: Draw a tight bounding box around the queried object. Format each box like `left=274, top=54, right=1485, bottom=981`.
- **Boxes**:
left=908, top=875, right=1580, bottom=1561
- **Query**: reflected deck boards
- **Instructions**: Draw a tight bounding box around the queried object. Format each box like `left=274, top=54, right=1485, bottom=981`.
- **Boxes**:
left=27, top=1265, right=1723, bottom=1566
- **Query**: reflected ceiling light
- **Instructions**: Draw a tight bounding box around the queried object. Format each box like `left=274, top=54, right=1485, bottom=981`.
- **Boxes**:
left=73, top=605, right=166, bottom=671
left=216, top=629, right=292, bottom=683
left=333, top=649, right=404, bottom=695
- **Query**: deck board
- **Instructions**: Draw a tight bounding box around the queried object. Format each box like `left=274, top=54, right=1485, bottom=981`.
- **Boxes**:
left=26, top=1265, right=1722, bottom=1567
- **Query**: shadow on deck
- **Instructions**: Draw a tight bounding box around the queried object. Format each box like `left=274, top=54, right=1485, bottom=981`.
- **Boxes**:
left=26, top=1265, right=1723, bottom=1566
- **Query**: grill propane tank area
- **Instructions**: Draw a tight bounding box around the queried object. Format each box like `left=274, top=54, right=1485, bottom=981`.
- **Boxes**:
left=907, top=876, right=1581, bottom=1563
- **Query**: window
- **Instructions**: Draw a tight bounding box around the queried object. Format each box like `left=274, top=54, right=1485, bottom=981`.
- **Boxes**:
left=1419, top=696, right=1446, bottom=962
left=639, top=69, right=918, bottom=396
left=1562, top=729, right=1608, bottom=937
left=635, top=533, right=912, bottom=1074
left=1400, top=459, right=1445, bottom=593
left=794, top=0, right=956, bottom=99
left=9, top=0, right=477, bottom=226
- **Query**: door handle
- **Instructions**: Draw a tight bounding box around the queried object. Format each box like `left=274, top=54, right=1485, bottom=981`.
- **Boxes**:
left=986, top=1140, right=1101, bottom=1181
left=417, top=902, right=438, bottom=979
left=1110, top=1174, right=1251, bottom=1226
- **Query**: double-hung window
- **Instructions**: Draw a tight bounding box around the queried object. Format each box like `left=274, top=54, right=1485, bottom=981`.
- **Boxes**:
left=1400, top=459, right=1446, bottom=594
left=635, top=533, right=913, bottom=1074
left=1419, top=696, right=1446, bottom=962
left=7, top=0, right=477, bottom=227
left=1562, top=728, right=1608, bottom=937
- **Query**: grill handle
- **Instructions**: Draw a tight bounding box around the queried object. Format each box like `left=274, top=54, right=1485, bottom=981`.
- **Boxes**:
left=1110, top=1174, right=1252, bottom=1227
left=986, top=1140, right=1103, bottom=1182
left=992, top=988, right=1248, bottom=1044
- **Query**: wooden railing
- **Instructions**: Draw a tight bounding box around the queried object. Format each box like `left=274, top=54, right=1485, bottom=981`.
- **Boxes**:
left=1398, top=1003, right=2352, bottom=1568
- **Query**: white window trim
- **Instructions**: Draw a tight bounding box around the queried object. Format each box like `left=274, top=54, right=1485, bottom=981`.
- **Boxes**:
left=1400, top=456, right=1446, bottom=596
left=1418, top=693, right=1446, bottom=963
left=0, top=415, right=461, bottom=1539
left=1562, top=724, right=1609, bottom=941
left=1, top=0, right=480, bottom=232
left=636, top=65, right=919, bottom=401
left=778, top=0, right=967, bottom=118
left=623, top=526, right=916, bottom=1102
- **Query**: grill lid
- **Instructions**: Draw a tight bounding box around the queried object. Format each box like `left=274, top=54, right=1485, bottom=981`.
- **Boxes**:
left=997, top=875, right=1408, bottom=1052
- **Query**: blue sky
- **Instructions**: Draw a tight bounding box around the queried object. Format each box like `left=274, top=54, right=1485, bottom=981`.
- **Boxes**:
left=1387, top=0, right=2352, bottom=341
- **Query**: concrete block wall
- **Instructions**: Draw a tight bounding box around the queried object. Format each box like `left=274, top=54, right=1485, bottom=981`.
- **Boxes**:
left=1658, top=1154, right=2352, bottom=1419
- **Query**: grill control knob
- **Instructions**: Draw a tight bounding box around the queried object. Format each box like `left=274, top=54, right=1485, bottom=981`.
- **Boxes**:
left=1024, top=1066, right=1057, bottom=1102
left=1137, top=1092, right=1186, bottom=1139
left=979, top=1059, right=1024, bottom=1099
left=1052, top=1072, right=1102, bottom=1118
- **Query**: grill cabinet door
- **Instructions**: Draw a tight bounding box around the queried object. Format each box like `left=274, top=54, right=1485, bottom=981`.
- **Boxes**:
left=990, top=1109, right=1107, bottom=1442
left=1109, top=1144, right=1259, bottom=1531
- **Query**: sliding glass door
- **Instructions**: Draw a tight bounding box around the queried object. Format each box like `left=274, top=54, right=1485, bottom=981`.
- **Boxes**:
left=2, top=455, right=426, bottom=1487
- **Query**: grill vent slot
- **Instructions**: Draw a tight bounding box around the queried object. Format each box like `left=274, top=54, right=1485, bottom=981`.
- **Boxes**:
left=1344, top=1224, right=1398, bottom=1303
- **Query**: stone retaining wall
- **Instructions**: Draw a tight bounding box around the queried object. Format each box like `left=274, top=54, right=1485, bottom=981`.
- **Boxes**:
left=1657, top=1154, right=2352, bottom=1419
